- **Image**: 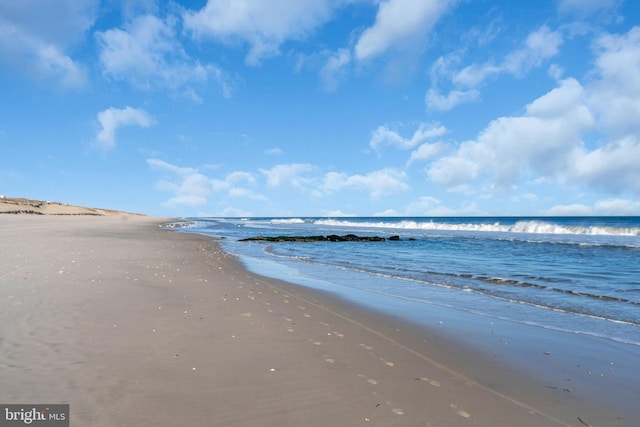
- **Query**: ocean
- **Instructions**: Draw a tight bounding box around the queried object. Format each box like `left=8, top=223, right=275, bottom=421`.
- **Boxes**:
left=177, top=216, right=640, bottom=349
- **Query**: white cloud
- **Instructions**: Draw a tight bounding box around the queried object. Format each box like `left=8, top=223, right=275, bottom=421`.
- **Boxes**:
left=428, top=154, right=480, bottom=193
left=148, top=160, right=267, bottom=208
left=370, top=123, right=447, bottom=151
left=425, top=88, right=479, bottom=111
left=259, top=164, right=316, bottom=188
left=588, top=27, right=640, bottom=138
left=0, top=0, right=96, bottom=90
left=146, top=159, right=212, bottom=207
left=429, top=25, right=563, bottom=111
left=407, top=141, right=447, bottom=165
left=426, top=27, right=640, bottom=202
left=320, top=48, right=351, bottom=91
left=428, top=78, right=594, bottom=191
left=405, top=197, right=485, bottom=216
left=504, top=25, right=564, bottom=76
left=455, top=25, right=563, bottom=86
left=95, top=106, right=155, bottom=149
left=541, top=198, right=640, bottom=216
left=594, top=198, right=640, bottom=215
left=322, top=209, right=357, bottom=217
left=265, top=147, right=283, bottom=156
left=208, top=170, right=269, bottom=203
left=354, top=0, right=455, bottom=61
left=322, top=168, right=409, bottom=199
left=574, top=136, right=640, bottom=194
left=183, top=0, right=336, bottom=65
left=540, top=203, right=593, bottom=216
left=96, top=14, right=227, bottom=96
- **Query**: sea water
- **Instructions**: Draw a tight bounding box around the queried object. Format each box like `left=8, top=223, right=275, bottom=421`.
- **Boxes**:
left=180, top=216, right=640, bottom=348
left=181, top=217, right=640, bottom=346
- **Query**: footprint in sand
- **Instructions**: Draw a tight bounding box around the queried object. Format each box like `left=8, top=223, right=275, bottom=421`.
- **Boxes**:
left=380, top=358, right=394, bottom=367
left=416, top=377, right=441, bottom=387
left=449, top=404, right=470, bottom=418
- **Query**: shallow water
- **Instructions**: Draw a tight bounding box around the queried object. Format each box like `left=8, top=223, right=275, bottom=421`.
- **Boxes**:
left=181, top=216, right=640, bottom=347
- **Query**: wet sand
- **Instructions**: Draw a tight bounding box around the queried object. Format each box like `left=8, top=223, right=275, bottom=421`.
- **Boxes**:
left=0, top=215, right=635, bottom=426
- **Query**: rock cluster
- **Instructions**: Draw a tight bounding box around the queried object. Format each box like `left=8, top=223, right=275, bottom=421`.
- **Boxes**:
left=240, top=234, right=403, bottom=242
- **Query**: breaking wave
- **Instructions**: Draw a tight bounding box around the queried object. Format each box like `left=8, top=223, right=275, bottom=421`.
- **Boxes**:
left=313, top=219, right=640, bottom=237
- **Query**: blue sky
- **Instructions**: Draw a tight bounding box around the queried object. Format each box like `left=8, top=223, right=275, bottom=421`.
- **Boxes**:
left=1, top=0, right=639, bottom=217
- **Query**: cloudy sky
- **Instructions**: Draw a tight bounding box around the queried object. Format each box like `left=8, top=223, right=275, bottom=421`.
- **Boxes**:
left=1, top=0, right=639, bottom=217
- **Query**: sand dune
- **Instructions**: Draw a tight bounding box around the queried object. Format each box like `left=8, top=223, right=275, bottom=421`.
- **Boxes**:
left=0, top=197, right=144, bottom=216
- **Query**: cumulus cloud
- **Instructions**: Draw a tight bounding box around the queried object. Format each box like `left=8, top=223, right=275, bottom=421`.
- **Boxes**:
left=354, top=0, right=455, bottom=61
left=574, top=136, right=640, bottom=194
left=0, top=0, right=97, bottom=90
left=95, top=106, right=155, bottom=150
left=594, top=198, right=640, bottom=215
left=96, top=14, right=227, bottom=97
left=322, top=168, right=409, bottom=199
left=428, top=78, right=594, bottom=191
left=407, top=141, right=447, bottom=165
left=146, top=159, right=212, bottom=206
left=405, top=196, right=484, bottom=216
left=148, top=160, right=265, bottom=208
left=370, top=123, right=447, bottom=151
left=588, top=27, right=640, bottom=138
left=427, top=26, right=640, bottom=201
left=542, top=198, right=640, bottom=216
left=183, top=0, right=336, bottom=65
left=540, top=203, right=593, bottom=216
left=259, top=164, right=317, bottom=188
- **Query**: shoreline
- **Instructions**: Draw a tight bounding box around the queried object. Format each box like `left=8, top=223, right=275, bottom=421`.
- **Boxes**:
left=0, top=215, right=636, bottom=426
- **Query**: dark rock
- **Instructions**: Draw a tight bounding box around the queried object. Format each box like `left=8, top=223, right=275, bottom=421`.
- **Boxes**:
left=239, top=234, right=400, bottom=243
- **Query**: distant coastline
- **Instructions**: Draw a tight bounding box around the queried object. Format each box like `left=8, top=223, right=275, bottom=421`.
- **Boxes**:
left=0, top=197, right=144, bottom=216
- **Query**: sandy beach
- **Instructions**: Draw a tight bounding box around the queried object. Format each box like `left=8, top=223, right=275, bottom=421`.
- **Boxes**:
left=0, top=213, right=635, bottom=426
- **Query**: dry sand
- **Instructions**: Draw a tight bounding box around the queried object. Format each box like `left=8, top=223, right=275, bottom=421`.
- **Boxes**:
left=0, top=214, right=633, bottom=426
left=0, top=197, right=144, bottom=216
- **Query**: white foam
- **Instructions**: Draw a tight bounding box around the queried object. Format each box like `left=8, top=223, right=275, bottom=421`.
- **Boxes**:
left=314, top=219, right=640, bottom=237
left=270, top=218, right=306, bottom=224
